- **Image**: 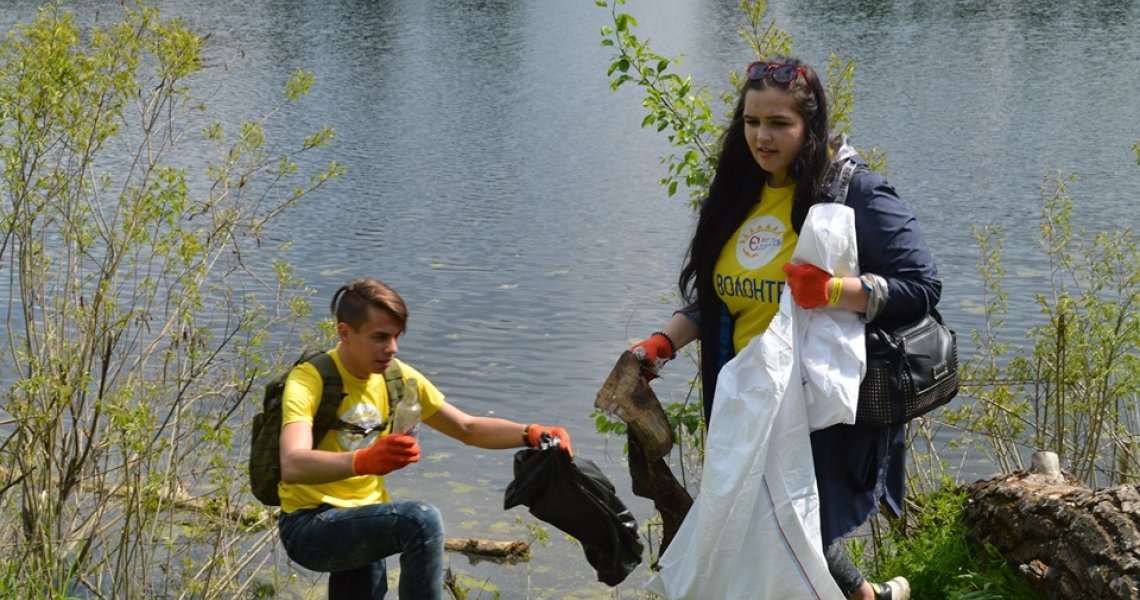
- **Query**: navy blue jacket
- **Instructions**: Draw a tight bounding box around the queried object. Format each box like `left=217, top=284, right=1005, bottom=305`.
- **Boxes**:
left=844, top=168, right=941, bottom=327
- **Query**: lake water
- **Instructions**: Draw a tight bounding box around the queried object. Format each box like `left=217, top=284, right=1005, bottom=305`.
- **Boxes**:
left=2, top=0, right=1139, bottom=597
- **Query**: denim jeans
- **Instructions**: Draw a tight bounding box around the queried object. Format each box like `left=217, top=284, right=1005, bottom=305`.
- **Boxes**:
left=825, top=542, right=866, bottom=597
left=278, top=501, right=445, bottom=600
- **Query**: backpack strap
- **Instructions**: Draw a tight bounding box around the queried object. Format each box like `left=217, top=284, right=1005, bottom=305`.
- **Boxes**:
left=306, top=354, right=407, bottom=440
left=381, top=361, right=405, bottom=433
left=383, top=361, right=405, bottom=406
left=305, top=352, right=346, bottom=444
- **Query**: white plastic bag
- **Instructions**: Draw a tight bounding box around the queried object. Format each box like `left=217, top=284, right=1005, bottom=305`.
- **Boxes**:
left=644, top=293, right=844, bottom=600
left=792, top=202, right=865, bottom=431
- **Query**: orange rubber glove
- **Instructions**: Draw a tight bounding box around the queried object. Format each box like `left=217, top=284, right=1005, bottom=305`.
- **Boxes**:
left=352, top=433, right=421, bottom=476
left=629, top=332, right=677, bottom=380
left=782, top=262, right=834, bottom=309
left=525, top=424, right=574, bottom=457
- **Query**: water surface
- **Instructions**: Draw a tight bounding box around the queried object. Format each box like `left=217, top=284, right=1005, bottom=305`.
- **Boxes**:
left=2, top=0, right=1137, bottom=596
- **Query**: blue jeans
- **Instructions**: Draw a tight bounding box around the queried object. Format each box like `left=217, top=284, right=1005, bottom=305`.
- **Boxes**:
left=278, top=501, right=445, bottom=600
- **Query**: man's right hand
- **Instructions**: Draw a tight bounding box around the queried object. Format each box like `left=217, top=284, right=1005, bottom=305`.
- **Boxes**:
left=629, top=332, right=676, bottom=380
left=352, top=433, right=421, bottom=476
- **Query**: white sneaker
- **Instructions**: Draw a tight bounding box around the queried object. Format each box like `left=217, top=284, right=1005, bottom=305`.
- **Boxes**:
left=871, top=576, right=911, bottom=600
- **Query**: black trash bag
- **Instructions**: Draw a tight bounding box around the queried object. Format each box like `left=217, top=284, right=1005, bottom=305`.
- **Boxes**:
left=504, top=445, right=643, bottom=586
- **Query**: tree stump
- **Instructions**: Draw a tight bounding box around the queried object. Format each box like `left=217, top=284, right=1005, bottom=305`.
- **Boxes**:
left=962, top=452, right=1140, bottom=599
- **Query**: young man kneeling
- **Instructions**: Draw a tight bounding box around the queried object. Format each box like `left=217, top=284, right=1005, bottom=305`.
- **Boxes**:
left=276, top=277, right=572, bottom=600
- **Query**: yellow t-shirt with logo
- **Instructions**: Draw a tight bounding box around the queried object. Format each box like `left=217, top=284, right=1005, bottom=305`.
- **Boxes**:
left=714, top=183, right=798, bottom=352
left=278, top=348, right=445, bottom=513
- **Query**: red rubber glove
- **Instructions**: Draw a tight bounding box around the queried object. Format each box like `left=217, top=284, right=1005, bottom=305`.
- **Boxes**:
left=629, top=332, right=676, bottom=380
left=526, top=424, right=574, bottom=457
left=352, top=433, right=421, bottom=476
left=782, top=262, right=834, bottom=309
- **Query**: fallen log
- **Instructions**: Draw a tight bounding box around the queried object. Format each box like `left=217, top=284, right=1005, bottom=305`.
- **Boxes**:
left=164, top=494, right=533, bottom=561
left=1, top=468, right=533, bottom=562
left=444, top=537, right=529, bottom=561
left=962, top=451, right=1140, bottom=599
left=185, top=500, right=531, bottom=560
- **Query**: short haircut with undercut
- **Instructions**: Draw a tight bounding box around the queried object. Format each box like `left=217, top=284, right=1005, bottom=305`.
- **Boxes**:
left=330, top=278, right=408, bottom=332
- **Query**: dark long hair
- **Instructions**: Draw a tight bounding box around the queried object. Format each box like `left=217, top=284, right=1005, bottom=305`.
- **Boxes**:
left=678, top=57, right=830, bottom=416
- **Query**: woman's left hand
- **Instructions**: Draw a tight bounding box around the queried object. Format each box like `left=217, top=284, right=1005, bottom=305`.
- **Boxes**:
left=782, top=262, right=834, bottom=309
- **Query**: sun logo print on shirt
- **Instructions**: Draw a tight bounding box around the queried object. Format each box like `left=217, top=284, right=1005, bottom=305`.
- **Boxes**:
left=336, top=402, right=384, bottom=451
left=735, top=216, right=785, bottom=269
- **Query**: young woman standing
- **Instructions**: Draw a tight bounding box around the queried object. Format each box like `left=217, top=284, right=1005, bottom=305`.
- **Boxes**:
left=631, top=57, right=940, bottom=600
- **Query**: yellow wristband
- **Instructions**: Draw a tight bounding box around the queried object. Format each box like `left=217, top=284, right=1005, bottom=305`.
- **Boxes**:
left=828, top=277, right=843, bottom=306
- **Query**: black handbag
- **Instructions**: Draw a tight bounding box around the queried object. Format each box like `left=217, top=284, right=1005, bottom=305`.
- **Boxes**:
left=854, top=310, right=960, bottom=427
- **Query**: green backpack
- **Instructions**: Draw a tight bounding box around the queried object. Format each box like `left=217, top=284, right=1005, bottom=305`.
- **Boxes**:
left=248, top=350, right=406, bottom=506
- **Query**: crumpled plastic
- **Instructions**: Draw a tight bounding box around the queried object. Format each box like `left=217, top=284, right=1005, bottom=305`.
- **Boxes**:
left=792, top=202, right=864, bottom=431
left=504, top=446, right=643, bottom=586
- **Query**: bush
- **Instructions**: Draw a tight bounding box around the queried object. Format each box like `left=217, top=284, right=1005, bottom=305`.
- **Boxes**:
left=0, top=3, right=340, bottom=597
left=859, top=486, right=1037, bottom=600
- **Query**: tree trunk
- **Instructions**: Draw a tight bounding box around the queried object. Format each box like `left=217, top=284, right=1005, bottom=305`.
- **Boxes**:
left=962, top=452, right=1140, bottom=599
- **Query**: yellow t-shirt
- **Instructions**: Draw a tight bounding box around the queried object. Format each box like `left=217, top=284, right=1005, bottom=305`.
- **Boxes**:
left=278, top=348, right=445, bottom=513
left=713, top=183, right=798, bottom=352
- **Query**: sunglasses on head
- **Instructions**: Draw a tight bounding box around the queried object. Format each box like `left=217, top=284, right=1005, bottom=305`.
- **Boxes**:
left=745, top=61, right=806, bottom=84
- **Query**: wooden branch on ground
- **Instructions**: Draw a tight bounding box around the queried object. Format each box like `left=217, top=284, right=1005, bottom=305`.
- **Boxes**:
left=182, top=499, right=532, bottom=561
left=444, top=537, right=529, bottom=560
left=0, top=467, right=532, bottom=562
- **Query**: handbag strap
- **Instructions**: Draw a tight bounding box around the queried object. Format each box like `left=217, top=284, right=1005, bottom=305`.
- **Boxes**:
left=824, top=134, right=862, bottom=205
left=826, top=156, right=861, bottom=205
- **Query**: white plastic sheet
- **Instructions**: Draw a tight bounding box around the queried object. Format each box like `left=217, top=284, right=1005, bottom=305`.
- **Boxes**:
left=793, top=203, right=865, bottom=431
left=644, top=203, right=865, bottom=599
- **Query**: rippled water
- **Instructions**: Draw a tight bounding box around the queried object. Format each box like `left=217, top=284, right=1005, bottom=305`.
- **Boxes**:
left=3, top=0, right=1138, bottom=596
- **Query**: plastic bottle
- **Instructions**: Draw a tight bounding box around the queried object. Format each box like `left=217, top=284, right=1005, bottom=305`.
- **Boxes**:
left=391, top=378, right=421, bottom=436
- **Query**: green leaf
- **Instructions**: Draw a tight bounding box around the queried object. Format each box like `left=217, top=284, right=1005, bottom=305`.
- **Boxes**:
left=286, top=68, right=315, bottom=101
